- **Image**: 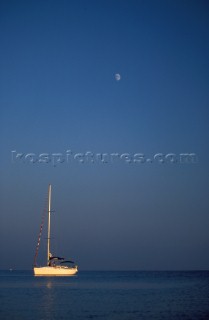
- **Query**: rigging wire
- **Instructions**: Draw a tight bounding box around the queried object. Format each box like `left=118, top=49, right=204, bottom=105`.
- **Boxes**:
left=33, top=193, right=48, bottom=266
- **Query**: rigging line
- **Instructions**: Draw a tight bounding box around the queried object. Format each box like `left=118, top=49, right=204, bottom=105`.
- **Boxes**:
left=33, top=193, right=48, bottom=266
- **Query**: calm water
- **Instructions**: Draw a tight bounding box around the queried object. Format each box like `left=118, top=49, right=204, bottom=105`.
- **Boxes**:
left=0, top=270, right=209, bottom=320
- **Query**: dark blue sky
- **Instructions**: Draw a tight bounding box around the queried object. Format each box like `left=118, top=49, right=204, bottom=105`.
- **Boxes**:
left=0, top=0, right=209, bottom=270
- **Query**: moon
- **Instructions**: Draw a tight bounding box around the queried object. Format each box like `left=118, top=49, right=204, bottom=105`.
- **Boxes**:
left=115, top=73, right=121, bottom=81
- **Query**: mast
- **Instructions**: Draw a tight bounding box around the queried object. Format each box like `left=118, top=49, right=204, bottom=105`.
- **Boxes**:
left=47, top=184, right=51, bottom=265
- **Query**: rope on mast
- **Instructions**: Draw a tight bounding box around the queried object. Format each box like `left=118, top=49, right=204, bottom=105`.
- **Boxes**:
left=33, top=194, right=48, bottom=267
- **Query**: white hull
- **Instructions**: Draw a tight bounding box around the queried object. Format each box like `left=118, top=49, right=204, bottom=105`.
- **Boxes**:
left=34, top=266, right=78, bottom=276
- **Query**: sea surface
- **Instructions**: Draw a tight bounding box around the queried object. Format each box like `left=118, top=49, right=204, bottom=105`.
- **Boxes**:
left=0, top=270, right=209, bottom=320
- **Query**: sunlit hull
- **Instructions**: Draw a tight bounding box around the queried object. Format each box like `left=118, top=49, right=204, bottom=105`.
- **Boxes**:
left=34, top=265, right=78, bottom=276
